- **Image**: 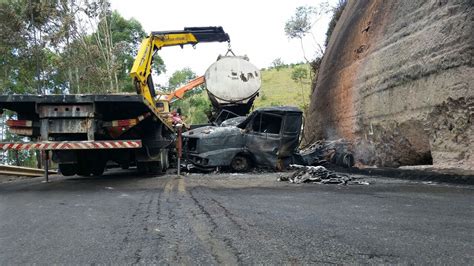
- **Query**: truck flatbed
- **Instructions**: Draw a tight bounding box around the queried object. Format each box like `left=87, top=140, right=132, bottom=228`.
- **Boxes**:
left=0, top=94, right=154, bottom=121
left=0, top=94, right=174, bottom=176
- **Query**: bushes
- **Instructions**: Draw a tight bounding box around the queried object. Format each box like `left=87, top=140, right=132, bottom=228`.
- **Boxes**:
left=171, top=92, right=211, bottom=125
left=325, top=0, right=347, bottom=47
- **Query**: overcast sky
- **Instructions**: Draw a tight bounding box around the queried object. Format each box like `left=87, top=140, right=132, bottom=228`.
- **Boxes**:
left=110, top=0, right=337, bottom=85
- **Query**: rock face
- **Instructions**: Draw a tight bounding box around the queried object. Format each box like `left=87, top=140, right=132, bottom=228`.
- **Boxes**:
left=305, top=0, right=473, bottom=169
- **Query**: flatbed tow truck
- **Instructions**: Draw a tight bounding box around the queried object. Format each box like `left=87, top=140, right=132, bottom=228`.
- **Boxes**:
left=0, top=27, right=230, bottom=179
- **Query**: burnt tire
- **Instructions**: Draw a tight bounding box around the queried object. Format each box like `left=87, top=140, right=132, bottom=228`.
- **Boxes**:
left=230, top=155, right=251, bottom=172
left=59, top=163, right=77, bottom=176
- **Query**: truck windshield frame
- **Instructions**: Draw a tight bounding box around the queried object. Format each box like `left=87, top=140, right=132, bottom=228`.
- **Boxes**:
left=250, top=112, right=283, bottom=135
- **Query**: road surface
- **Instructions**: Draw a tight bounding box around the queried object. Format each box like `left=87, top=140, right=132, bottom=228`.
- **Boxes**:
left=0, top=170, right=472, bottom=264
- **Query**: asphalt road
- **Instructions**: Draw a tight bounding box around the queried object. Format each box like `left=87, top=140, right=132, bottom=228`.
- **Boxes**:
left=0, top=170, right=473, bottom=264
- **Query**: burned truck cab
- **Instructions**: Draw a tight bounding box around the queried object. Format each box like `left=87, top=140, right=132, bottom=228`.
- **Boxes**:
left=182, top=106, right=303, bottom=171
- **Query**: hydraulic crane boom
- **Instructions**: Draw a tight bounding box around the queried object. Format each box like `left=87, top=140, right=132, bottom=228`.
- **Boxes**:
left=165, top=76, right=205, bottom=103
left=130, top=27, right=230, bottom=115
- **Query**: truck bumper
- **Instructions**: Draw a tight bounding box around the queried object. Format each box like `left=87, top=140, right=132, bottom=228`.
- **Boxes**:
left=0, top=140, right=142, bottom=150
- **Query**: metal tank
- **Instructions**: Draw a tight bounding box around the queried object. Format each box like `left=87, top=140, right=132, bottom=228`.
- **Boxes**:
left=204, top=56, right=261, bottom=118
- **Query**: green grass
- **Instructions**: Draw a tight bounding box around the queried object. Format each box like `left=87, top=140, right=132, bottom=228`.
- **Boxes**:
left=170, top=64, right=312, bottom=124
left=254, top=64, right=312, bottom=110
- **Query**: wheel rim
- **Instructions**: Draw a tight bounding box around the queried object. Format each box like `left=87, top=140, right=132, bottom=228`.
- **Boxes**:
left=231, top=156, right=248, bottom=171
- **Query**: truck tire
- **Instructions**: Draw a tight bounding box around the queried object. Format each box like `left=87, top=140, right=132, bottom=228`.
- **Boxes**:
left=160, top=150, right=169, bottom=171
left=147, top=162, right=161, bottom=175
left=137, top=161, right=163, bottom=175
left=137, top=162, right=148, bottom=175
left=92, top=164, right=105, bottom=176
left=76, top=154, right=106, bottom=177
left=230, top=155, right=251, bottom=172
left=77, top=159, right=92, bottom=176
left=77, top=167, right=91, bottom=177
left=91, top=160, right=106, bottom=176
left=59, top=163, right=77, bottom=176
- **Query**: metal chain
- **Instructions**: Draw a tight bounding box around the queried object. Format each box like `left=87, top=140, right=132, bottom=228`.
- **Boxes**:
left=225, top=41, right=235, bottom=56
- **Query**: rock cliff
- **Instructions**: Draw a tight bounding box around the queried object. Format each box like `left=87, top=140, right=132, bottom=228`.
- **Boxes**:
left=305, top=0, right=473, bottom=169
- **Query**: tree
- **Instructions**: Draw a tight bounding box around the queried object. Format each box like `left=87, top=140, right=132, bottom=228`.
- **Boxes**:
left=0, top=0, right=65, bottom=95
left=284, top=6, right=316, bottom=39
left=291, top=66, right=308, bottom=107
left=0, top=0, right=165, bottom=95
left=172, top=93, right=211, bottom=125
left=285, top=3, right=334, bottom=102
left=59, top=5, right=165, bottom=94
left=285, top=6, right=316, bottom=63
left=167, top=68, right=196, bottom=91
left=284, top=4, right=329, bottom=62
left=291, top=66, right=308, bottom=82
left=271, top=58, right=285, bottom=71
left=167, top=67, right=211, bottom=124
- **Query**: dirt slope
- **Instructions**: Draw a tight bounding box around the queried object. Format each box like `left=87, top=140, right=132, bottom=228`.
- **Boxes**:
left=304, top=0, right=473, bottom=169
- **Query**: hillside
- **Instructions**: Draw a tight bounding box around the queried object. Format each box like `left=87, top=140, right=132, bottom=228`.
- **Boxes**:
left=172, top=64, right=312, bottom=124
left=254, top=64, right=312, bottom=110
left=305, top=0, right=473, bottom=169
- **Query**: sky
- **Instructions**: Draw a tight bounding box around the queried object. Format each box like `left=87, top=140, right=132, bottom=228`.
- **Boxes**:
left=110, top=0, right=337, bottom=85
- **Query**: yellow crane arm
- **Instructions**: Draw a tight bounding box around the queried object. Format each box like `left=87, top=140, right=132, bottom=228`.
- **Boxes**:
left=130, top=27, right=229, bottom=114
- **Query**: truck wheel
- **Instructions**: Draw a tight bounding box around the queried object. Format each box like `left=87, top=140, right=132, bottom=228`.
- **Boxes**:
left=77, top=167, right=91, bottom=177
left=230, top=155, right=251, bottom=172
left=59, top=164, right=77, bottom=176
left=147, top=162, right=163, bottom=175
left=137, top=162, right=148, bottom=175
left=77, top=156, right=91, bottom=176
left=92, top=165, right=105, bottom=176
left=91, top=160, right=106, bottom=176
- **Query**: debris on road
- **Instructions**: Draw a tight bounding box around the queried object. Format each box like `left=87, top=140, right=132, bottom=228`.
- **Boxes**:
left=278, top=164, right=369, bottom=185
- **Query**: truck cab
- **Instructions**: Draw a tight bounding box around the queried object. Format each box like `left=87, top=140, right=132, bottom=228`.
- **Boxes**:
left=182, top=106, right=303, bottom=171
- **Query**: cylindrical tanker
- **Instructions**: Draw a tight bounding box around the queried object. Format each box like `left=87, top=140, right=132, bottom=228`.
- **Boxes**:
left=205, top=56, right=261, bottom=117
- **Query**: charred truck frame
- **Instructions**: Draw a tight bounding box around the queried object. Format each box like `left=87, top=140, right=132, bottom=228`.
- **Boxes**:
left=182, top=106, right=303, bottom=171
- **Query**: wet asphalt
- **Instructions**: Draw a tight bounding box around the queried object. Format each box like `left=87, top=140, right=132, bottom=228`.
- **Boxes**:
left=0, top=170, right=473, bottom=264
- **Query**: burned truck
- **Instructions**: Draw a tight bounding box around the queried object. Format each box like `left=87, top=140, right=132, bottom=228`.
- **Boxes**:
left=182, top=106, right=303, bottom=171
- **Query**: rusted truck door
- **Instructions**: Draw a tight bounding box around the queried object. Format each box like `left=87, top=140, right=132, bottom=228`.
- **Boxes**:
left=244, top=112, right=284, bottom=167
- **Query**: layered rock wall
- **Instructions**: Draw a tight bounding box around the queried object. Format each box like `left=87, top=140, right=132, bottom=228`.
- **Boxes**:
left=305, top=0, right=473, bottom=169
